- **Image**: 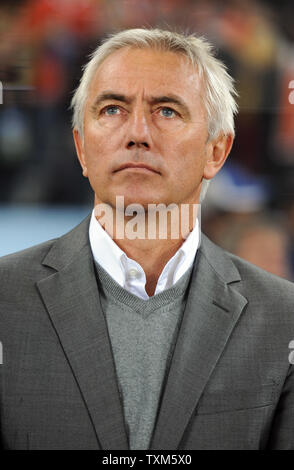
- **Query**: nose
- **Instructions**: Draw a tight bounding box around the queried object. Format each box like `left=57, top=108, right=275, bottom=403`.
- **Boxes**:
left=125, top=106, right=151, bottom=150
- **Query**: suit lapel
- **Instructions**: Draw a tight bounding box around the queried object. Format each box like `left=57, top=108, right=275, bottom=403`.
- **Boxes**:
left=36, top=216, right=128, bottom=450
left=150, top=234, right=248, bottom=450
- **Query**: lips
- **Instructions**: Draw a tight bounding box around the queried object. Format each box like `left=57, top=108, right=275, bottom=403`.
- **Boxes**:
left=114, top=163, right=160, bottom=174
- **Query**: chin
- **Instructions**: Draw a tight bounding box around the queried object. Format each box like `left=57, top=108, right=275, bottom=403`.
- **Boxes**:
left=115, top=188, right=163, bottom=208
left=96, top=187, right=171, bottom=211
left=120, top=196, right=155, bottom=211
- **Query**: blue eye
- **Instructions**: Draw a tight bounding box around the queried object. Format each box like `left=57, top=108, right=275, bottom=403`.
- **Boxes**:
left=160, top=107, right=176, bottom=118
left=104, top=105, right=120, bottom=115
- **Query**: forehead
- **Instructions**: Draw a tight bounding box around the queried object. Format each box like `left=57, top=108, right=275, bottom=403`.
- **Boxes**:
left=88, top=47, right=203, bottom=104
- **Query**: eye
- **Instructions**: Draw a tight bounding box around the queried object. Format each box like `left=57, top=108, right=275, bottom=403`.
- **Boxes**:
left=102, top=105, right=121, bottom=116
left=159, top=107, right=178, bottom=118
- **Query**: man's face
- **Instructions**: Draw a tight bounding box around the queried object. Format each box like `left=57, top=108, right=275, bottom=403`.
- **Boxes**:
left=74, top=47, right=231, bottom=209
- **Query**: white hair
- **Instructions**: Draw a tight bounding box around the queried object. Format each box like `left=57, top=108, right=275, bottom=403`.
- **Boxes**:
left=70, top=28, right=238, bottom=200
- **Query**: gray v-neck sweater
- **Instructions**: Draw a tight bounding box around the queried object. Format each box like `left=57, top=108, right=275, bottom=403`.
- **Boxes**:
left=94, top=261, right=193, bottom=450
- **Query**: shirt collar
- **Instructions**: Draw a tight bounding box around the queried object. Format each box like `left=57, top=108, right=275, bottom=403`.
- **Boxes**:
left=89, top=208, right=200, bottom=291
left=155, top=217, right=200, bottom=290
left=89, top=209, right=126, bottom=287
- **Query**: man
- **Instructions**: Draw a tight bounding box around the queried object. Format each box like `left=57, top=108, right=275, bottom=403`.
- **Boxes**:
left=1, top=28, right=294, bottom=450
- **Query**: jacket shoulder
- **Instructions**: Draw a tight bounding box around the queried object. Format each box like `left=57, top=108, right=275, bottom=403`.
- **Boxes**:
left=200, top=233, right=294, bottom=314
left=225, top=252, right=294, bottom=324
left=0, top=239, right=57, bottom=283
left=227, top=251, right=294, bottom=293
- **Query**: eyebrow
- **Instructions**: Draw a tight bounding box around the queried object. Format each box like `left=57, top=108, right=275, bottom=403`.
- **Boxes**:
left=149, top=95, right=190, bottom=117
left=91, top=92, right=191, bottom=118
left=91, top=92, right=132, bottom=111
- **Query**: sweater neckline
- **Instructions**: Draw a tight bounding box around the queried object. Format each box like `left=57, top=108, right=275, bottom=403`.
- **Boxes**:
left=94, top=260, right=194, bottom=315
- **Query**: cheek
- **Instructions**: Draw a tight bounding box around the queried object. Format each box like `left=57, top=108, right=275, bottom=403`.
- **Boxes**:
left=172, top=139, right=206, bottom=180
left=83, top=127, right=111, bottom=170
left=85, top=123, right=104, bottom=149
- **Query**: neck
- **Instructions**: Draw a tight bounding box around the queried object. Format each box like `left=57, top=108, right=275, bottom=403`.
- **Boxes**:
left=117, top=237, right=185, bottom=297
left=94, top=201, right=199, bottom=296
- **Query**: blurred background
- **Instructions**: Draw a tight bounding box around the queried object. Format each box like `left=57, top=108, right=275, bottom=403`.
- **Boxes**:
left=0, top=0, right=293, bottom=281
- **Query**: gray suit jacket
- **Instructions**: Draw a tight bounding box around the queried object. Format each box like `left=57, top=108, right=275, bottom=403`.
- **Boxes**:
left=1, top=215, right=294, bottom=450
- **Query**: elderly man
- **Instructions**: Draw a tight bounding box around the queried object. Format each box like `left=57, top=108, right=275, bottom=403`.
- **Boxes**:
left=1, top=29, right=294, bottom=450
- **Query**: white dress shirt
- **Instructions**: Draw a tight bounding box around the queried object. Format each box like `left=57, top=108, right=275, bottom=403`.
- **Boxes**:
left=89, top=209, right=200, bottom=300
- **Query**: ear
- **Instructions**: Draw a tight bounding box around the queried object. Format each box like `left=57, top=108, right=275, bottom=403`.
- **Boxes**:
left=73, top=128, right=88, bottom=177
left=203, top=133, right=234, bottom=180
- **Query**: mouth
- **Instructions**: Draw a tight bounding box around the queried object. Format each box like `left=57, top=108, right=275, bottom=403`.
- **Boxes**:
left=114, top=163, right=161, bottom=174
